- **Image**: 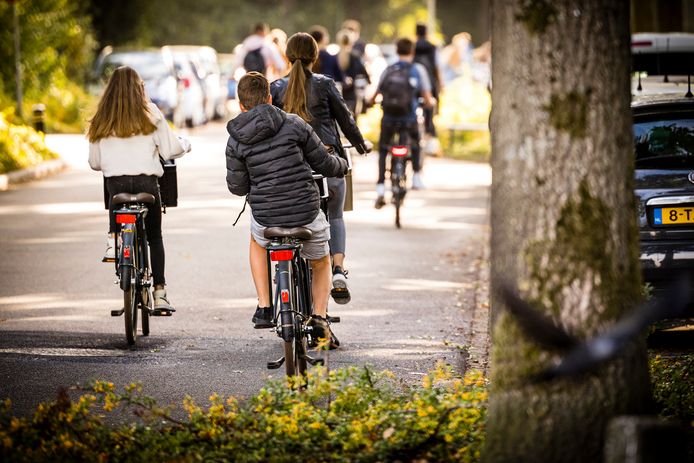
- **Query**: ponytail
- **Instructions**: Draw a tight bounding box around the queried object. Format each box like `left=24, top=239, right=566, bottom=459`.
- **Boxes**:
left=284, top=59, right=312, bottom=122
left=284, top=32, right=319, bottom=122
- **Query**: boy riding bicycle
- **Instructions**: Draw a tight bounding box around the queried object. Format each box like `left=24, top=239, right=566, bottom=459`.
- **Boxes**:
left=370, top=37, right=435, bottom=208
left=225, top=72, right=348, bottom=344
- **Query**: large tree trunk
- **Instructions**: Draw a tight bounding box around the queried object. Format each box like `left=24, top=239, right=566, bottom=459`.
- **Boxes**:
left=486, top=1, right=650, bottom=462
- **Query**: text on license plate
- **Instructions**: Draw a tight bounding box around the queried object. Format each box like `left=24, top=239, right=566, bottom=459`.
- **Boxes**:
left=653, top=207, right=694, bottom=225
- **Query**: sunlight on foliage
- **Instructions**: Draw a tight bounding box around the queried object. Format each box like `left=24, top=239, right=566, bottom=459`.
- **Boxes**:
left=0, top=364, right=487, bottom=462
left=0, top=111, right=58, bottom=174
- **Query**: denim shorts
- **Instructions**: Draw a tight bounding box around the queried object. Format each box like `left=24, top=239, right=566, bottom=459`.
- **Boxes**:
left=250, top=210, right=330, bottom=260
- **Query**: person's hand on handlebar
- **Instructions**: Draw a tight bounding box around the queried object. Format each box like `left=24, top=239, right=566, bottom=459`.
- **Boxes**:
left=354, top=140, right=374, bottom=155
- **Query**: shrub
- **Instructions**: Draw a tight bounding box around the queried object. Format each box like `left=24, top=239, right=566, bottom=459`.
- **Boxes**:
left=649, top=352, right=694, bottom=422
left=0, top=111, right=58, bottom=174
left=0, top=364, right=487, bottom=462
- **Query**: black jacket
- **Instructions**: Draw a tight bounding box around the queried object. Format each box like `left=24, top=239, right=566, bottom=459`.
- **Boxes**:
left=270, top=72, right=366, bottom=159
left=226, top=104, right=348, bottom=227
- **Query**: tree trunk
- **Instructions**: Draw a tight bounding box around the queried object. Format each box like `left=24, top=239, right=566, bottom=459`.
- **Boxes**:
left=486, top=1, right=650, bottom=462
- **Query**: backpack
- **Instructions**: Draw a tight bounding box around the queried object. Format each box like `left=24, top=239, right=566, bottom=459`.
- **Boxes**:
left=243, top=47, right=266, bottom=74
left=380, top=63, right=415, bottom=116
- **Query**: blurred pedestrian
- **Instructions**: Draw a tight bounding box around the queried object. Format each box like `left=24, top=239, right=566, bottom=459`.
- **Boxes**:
left=441, top=32, right=473, bottom=84
left=336, top=28, right=370, bottom=119
left=309, top=25, right=345, bottom=83
left=237, top=22, right=287, bottom=78
left=414, top=23, right=443, bottom=144
left=268, top=28, right=290, bottom=81
left=270, top=32, right=369, bottom=306
left=87, top=66, right=191, bottom=313
left=341, top=19, right=366, bottom=58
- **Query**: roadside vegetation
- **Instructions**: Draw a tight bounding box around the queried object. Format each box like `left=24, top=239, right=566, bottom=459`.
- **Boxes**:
left=0, top=111, right=57, bottom=174
left=0, top=364, right=487, bottom=462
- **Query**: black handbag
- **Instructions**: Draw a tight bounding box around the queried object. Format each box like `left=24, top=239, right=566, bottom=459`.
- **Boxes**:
left=102, top=159, right=178, bottom=209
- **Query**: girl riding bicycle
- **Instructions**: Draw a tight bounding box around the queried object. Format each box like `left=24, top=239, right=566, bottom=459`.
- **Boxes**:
left=87, top=66, right=190, bottom=312
left=270, top=32, right=369, bottom=305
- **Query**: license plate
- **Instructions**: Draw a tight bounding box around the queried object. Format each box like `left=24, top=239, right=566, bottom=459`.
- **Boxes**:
left=653, top=206, right=694, bottom=225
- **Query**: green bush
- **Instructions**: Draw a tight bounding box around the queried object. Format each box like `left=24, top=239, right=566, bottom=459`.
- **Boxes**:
left=0, top=364, right=487, bottom=462
left=649, top=352, right=694, bottom=422
left=0, top=111, right=58, bottom=174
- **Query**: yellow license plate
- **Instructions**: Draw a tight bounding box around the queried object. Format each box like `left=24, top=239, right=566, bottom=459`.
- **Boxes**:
left=653, top=207, right=694, bottom=225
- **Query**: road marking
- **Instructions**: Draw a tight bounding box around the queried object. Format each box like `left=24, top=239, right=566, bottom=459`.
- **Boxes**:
left=0, top=347, right=125, bottom=357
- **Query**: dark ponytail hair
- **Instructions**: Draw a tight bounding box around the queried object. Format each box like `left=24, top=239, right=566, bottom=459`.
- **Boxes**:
left=284, top=32, right=318, bottom=122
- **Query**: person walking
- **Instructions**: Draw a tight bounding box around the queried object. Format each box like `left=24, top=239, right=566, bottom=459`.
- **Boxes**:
left=88, top=66, right=191, bottom=312
left=309, top=25, right=345, bottom=84
left=414, top=23, right=443, bottom=151
left=336, top=28, right=370, bottom=119
left=270, top=32, right=369, bottom=305
left=237, top=23, right=287, bottom=78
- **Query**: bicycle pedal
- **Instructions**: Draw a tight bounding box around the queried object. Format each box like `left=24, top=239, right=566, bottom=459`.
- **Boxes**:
left=151, top=308, right=174, bottom=316
left=267, top=356, right=285, bottom=369
left=110, top=309, right=124, bottom=317
left=301, top=354, right=324, bottom=366
left=102, top=257, right=116, bottom=263
left=326, top=315, right=341, bottom=323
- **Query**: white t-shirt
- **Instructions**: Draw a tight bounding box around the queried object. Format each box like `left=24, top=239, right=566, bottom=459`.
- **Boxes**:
left=88, top=102, right=190, bottom=178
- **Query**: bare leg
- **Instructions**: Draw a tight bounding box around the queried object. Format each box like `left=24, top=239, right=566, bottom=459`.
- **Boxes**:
left=332, top=252, right=345, bottom=270
left=310, top=255, right=331, bottom=317
left=249, top=236, right=270, bottom=307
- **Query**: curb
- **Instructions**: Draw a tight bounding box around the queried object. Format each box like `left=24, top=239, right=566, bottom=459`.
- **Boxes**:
left=0, top=159, right=68, bottom=191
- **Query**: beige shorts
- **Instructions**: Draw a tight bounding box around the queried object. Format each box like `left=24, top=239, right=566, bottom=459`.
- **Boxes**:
left=250, top=210, right=330, bottom=260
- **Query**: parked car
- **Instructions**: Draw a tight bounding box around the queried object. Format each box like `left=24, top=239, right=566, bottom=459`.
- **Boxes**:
left=93, top=46, right=179, bottom=120
left=168, top=45, right=226, bottom=120
left=631, top=33, right=694, bottom=314
left=172, top=53, right=206, bottom=128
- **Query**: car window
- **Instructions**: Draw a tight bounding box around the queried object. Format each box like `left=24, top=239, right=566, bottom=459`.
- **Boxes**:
left=634, top=116, right=694, bottom=167
left=101, top=52, right=171, bottom=80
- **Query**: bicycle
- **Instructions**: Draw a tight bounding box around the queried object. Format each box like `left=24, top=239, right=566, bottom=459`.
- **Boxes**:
left=264, top=172, right=347, bottom=379
left=387, top=124, right=412, bottom=229
left=108, top=193, right=173, bottom=345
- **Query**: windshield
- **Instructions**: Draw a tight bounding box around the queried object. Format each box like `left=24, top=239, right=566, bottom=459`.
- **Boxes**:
left=100, top=52, right=171, bottom=80
left=634, top=116, right=694, bottom=167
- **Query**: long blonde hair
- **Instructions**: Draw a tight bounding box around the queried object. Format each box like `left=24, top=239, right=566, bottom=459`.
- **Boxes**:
left=284, top=32, right=319, bottom=122
left=87, top=66, right=157, bottom=143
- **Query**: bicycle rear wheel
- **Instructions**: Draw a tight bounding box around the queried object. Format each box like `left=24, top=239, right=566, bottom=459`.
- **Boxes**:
left=140, top=285, right=151, bottom=336
left=392, top=161, right=406, bottom=229
left=122, top=267, right=138, bottom=345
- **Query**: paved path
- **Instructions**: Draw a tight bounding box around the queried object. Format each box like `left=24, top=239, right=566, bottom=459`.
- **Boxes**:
left=0, top=123, right=490, bottom=416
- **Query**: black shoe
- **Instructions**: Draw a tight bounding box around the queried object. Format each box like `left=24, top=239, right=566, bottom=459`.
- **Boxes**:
left=331, top=266, right=351, bottom=304
left=309, top=315, right=339, bottom=350
left=374, top=196, right=386, bottom=209
left=252, top=306, right=274, bottom=329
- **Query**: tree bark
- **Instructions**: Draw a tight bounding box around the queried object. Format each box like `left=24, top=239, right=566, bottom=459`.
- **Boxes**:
left=486, top=1, right=650, bottom=462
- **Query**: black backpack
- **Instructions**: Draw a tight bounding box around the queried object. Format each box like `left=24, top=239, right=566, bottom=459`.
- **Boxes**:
left=381, top=63, right=414, bottom=116
left=243, top=48, right=266, bottom=74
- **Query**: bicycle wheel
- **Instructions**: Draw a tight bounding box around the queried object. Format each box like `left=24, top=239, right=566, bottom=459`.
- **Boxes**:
left=140, top=284, right=151, bottom=336
left=392, top=161, right=405, bottom=229
left=122, top=267, right=138, bottom=345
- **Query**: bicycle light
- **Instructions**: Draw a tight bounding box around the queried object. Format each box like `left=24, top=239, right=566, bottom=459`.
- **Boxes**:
left=123, top=246, right=131, bottom=258
left=116, top=214, right=137, bottom=224
left=270, top=250, right=293, bottom=261
left=281, top=289, right=289, bottom=303
left=391, top=146, right=409, bottom=157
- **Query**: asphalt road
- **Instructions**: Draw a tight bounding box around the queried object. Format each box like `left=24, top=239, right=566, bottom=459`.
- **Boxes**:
left=0, top=122, right=490, bottom=416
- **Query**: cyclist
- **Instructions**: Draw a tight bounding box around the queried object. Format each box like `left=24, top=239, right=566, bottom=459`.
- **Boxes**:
left=87, top=66, right=190, bottom=312
left=371, top=37, right=435, bottom=209
left=225, top=72, right=348, bottom=343
left=270, top=32, right=369, bottom=305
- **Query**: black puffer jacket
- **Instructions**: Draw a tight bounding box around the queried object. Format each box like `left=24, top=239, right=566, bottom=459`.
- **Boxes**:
left=226, top=104, right=348, bottom=227
left=270, top=72, right=366, bottom=159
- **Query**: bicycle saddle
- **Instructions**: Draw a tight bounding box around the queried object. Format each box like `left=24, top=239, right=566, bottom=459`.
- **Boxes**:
left=263, top=227, right=313, bottom=240
left=111, top=193, right=156, bottom=206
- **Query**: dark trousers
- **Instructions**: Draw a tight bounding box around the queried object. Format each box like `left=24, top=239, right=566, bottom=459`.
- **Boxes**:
left=378, top=119, right=421, bottom=184
left=106, top=175, right=165, bottom=286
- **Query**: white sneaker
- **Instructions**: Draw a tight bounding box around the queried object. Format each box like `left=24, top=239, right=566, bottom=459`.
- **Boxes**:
left=376, top=183, right=386, bottom=197
left=412, top=173, right=425, bottom=190
left=102, top=236, right=115, bottom=262
left=153, top=289, right=175, bottom=312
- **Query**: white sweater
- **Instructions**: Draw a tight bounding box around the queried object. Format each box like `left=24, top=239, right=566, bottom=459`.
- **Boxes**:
left=88, top=102, right=191, bottom=177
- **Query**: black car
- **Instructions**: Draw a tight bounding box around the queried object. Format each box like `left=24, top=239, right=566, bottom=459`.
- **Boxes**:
left=633, top=93, right=694, bottom=305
